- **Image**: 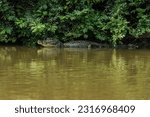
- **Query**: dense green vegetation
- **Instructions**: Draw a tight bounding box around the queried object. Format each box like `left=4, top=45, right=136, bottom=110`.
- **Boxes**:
left=0, top=0, right=150, bottom=46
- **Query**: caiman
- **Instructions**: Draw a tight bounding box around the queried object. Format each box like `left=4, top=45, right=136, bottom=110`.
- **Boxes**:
left=37, top=39, right=105, bottom=48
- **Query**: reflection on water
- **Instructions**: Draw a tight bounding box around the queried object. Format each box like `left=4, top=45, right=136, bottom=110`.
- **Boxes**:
left=0, top=46, right=150, bottom=99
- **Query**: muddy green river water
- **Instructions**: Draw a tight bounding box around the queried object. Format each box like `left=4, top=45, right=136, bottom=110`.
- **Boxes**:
left=0, top=46, right=150, bottom=99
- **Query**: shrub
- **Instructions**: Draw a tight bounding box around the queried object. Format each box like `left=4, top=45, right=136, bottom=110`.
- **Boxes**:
left=0, top=0, right=149, bottom=46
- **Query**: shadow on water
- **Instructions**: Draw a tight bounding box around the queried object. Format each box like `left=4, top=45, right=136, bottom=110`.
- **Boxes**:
left=0, top=46, right=150, bottom=99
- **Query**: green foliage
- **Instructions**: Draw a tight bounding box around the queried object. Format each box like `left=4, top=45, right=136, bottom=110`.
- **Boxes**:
left=102, top=0, right=129, bottom=45
left=129, top=7, right=150, bottom=37
left=0, top=0, right=16, bottom=42
left=0, top=0, right=150, bottom=46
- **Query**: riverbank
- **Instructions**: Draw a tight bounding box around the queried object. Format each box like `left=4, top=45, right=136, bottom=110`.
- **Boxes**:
left=0, top=36, right=150, bottom=49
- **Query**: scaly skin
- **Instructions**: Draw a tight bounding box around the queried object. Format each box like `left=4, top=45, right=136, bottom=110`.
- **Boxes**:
left=37, top=39, right=63, bottom=47
left=37, top=39, right=102, bottom=48
left=63, top=40, right=101, bottom=48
